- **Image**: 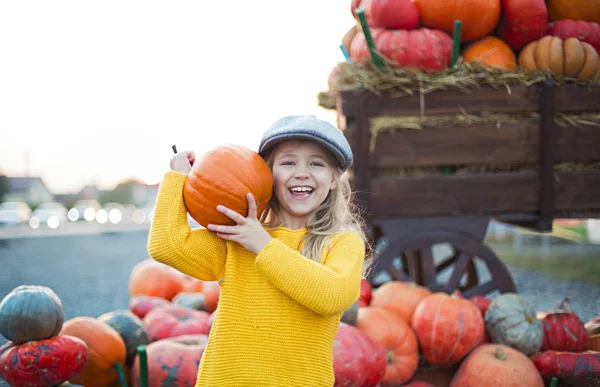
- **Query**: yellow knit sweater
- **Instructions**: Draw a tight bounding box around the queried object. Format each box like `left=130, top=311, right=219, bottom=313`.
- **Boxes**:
left=147, top=171, right=366, bottom=387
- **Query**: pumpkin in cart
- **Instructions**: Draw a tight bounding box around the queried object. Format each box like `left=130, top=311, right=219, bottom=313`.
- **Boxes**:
left=60, top=316, right=126, bottom=387
left=545, top=20, right=600, bottom=53
left=411, top=292, right=484, bottom=365
left=469, top=295, right=492, bottom=343
left=0, top=285, right=64, bottom=344
left=131, top=334, right=208, bottom=387
left=98, top=310, right=151, bottom=366
left=369, top=281, right=431, bottom=323
left=0, top=335, right=87, bottom=387
left=484, top=293, right=543, bottom=355
left=129, top=259, right=185, bottom=301
left=537, top=299, right=588, bottom=352
left=356, top=307, right=419, bottom=386
left=412, top=0, right=501, bottom=41
left=449, top=344, right=544, bottom=387
left=497, top=0, right=548, bottom=49
left=531, top=350, right=600, bottom=386
left=546, top=0, right=600, bottom=23
left=518, top=36, right=600, bottom=80
left=183, top=144, right=273, bottom=228
left=369, top=0, right=420, bottom=30
left=350, top=28, right=453, bottom=72
left=463, top=36, right=517, bottom=70
left=129, top=295, right=171, bottom=319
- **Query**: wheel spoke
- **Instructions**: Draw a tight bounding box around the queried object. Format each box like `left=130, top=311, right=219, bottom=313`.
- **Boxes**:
left=461, top=280, right=496, bottom=298
left=388, top=266, right=408, bottom=281
left=446, top=252, right=472, bottom=289
left=420, top=247, right=436, bottom=286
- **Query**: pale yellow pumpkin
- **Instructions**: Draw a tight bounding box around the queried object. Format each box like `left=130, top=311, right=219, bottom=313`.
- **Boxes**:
left=518, top=36, right=600, bottom=80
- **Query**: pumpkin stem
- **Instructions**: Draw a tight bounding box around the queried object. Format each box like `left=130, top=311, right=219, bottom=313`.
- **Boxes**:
left=114, top=362, right=127, bottom=387
left=556, top=297, right=573, bottom=312
left=387, top=351, right=395, bottom=365
left=494, top=347, right=507, bottom=361
left=138, top=345, right=149, bottom=387
left=550, top=377, right=558, bottom=387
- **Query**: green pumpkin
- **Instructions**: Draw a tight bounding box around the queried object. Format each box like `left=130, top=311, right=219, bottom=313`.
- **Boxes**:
left=484, top=293, right=543, bottom=355
left=98, top=310, right=150, bottom=366
left=0, top=285, right=64, bottom=344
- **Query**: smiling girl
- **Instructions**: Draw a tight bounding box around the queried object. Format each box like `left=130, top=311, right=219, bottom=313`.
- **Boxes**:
left=148, top=115, right=369, bottom=386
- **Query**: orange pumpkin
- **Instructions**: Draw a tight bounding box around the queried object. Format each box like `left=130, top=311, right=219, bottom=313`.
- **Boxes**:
left=463, top=36, right=517, bottom=70
left=449, top=344, right=544, bottom=387
left=202, top=281, right=221, bottom=313
left=60, top=317, right=126, bottom=387
left=370, top=281, right=431, bottom=323
left=547, top=0, right=600, bottom=23
left=129, top=259, right=185, bottom=301
left=356, top=307, right=419, bottom=386
left=518, top=36, right=600, bottom=80
left=411, top=292, right=484, bottom=365
left=412, top=0, right=501, bottom=41
left=181, top=276, right=204, bottom=293
left=183, top=145, right=273, bottom=228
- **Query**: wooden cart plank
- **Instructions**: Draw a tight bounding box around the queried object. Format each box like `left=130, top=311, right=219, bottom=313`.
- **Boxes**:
left=343, top=122, right=600, bottom=168
left=369, top=171, right=600, bottom=218
left=339, top=83, right=600, bottom=118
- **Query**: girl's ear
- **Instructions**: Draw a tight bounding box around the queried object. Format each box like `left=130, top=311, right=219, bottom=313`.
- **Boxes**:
left=329, top=174, right=337, bottom=191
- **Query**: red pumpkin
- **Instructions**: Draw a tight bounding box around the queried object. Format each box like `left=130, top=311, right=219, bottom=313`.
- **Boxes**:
left=334, top=323, right=386, bottom=387
left=370, top=281, right=431, bottom=323
left=497, top=0, right=548, bottom=49
left=450, top=344, right=544, bottom=387
left=143, top=304, right=210, bottom=341
left=131, top=334, right=208, bottom=387
left=129, top=259, right=185, bottom=301
left=351, top=0, right=374, bottom=25
left=538, top=302, right=588, bottom=352
left=359, top=278, right=373, bottom=306
left=546, top=19, right=600, bottom=53
left=351, top=28, right=453, bottom=72
left=129, top=295, right=171, bottom=319
left=0, top=335, right=87, bottom=387
left=370, top=0, right=420, bottom=30
left=470, top=295, right=492, bottom=343
left=411, top=292, right=484, bottom=365
left=356, top=307, right=419, bottom=386
left=532, top=350, right=600, bottom=386
left=183, top=145, right=273, bottom=228
left=202, top=281, right=221, bottom=313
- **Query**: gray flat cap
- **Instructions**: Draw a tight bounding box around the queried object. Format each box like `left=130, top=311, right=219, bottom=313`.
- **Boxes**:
left=258, top=115, right=353, bottom=171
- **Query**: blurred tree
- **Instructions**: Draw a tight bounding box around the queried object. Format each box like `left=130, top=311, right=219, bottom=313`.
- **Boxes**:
left=98, top=179, right=139, bottom=205
left=0, top=174, right=9, bottom=202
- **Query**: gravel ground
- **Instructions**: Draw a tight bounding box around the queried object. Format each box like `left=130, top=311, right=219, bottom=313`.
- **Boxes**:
left=0, top=230, right=598, bottom=386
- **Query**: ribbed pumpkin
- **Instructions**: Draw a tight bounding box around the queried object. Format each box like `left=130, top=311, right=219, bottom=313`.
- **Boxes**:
left=0, top=335, right=87, bottom=387
left=484, top=293, right=543, bottom=355
left=129, top=295, right=171, bottom=319
left=546, top=20, right=600, bottom=53
left=350, top=28, right=453, bottom=72
left=143, top=304, right=210, bottom=341
left=547, top=0, right=600, bottom=23
left=449, top=344, right=544, bottom=387
left=97, top=310, right=150, bottom=366
left=183, top=144, right=273, bottom=228
left=411, top=292, right=484, bottom=365
left=370, top=281, right=431, bottom=323
left=412, top=0, right=501, bottom=41
left=537, top=299, right=588, bottom=352
left=60, top=317, right=126, bottom=387
left=519, top=36, right=600, bottom=80
left=463, top=36, right=517, bottom=70
left=342, top=25, right=359, bottom=56
left=0, top=285, right=64, bottom=344
left=356, top=307, right=419, bottom=386
left=128, top=259, right=185, bottom=301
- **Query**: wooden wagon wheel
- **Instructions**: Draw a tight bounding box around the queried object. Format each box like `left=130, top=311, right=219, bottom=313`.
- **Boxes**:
left=370, top=231, right=516, bottom=297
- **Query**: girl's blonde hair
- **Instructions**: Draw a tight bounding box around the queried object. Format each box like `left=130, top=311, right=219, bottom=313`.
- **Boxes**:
left=259, top=141, right=372, bottom=275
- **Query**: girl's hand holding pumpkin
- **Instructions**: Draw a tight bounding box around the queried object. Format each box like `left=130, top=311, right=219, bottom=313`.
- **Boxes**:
left=207, top=193, right=272, bottom=254
left=170, top=151, right=195, bottom=174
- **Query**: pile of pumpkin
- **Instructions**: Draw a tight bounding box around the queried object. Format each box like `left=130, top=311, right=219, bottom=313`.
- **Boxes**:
left=336, top=279, right=600, bottom=386
left=0, top=259, right=222, bottom=387
left=340, top=0, right=600, bottom=80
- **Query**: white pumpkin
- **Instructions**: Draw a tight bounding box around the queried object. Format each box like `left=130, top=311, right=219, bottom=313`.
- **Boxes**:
left=484, top=293, right=543, bottom=355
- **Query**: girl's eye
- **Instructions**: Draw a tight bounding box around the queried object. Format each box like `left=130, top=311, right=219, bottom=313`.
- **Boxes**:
left=311, top=162, right=324, bottom=167
left=281, top=161, right=294, bottom=166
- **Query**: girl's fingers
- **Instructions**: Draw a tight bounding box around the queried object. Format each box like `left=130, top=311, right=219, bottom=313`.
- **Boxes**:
left=216, top=205, right=246, bottom=225
left=216, top=232, right=235, bottom=241
left=207, top=224, right=238, bottom=234
left=247, top=193, right=257, bottom=219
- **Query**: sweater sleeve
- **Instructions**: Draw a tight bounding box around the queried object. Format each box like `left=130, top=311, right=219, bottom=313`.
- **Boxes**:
left=147, top=171, right=227, bottom=281
left=254, top=232, right=365, bottom=317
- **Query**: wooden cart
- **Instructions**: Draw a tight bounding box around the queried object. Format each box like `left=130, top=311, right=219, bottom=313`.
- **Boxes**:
left=335, top=81, right=600, bottom=297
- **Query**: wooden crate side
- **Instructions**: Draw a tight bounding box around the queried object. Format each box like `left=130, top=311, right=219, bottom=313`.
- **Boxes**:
left=368, top=171, right=600, bottom=218
left=339, top=83, right=600, bottom=117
